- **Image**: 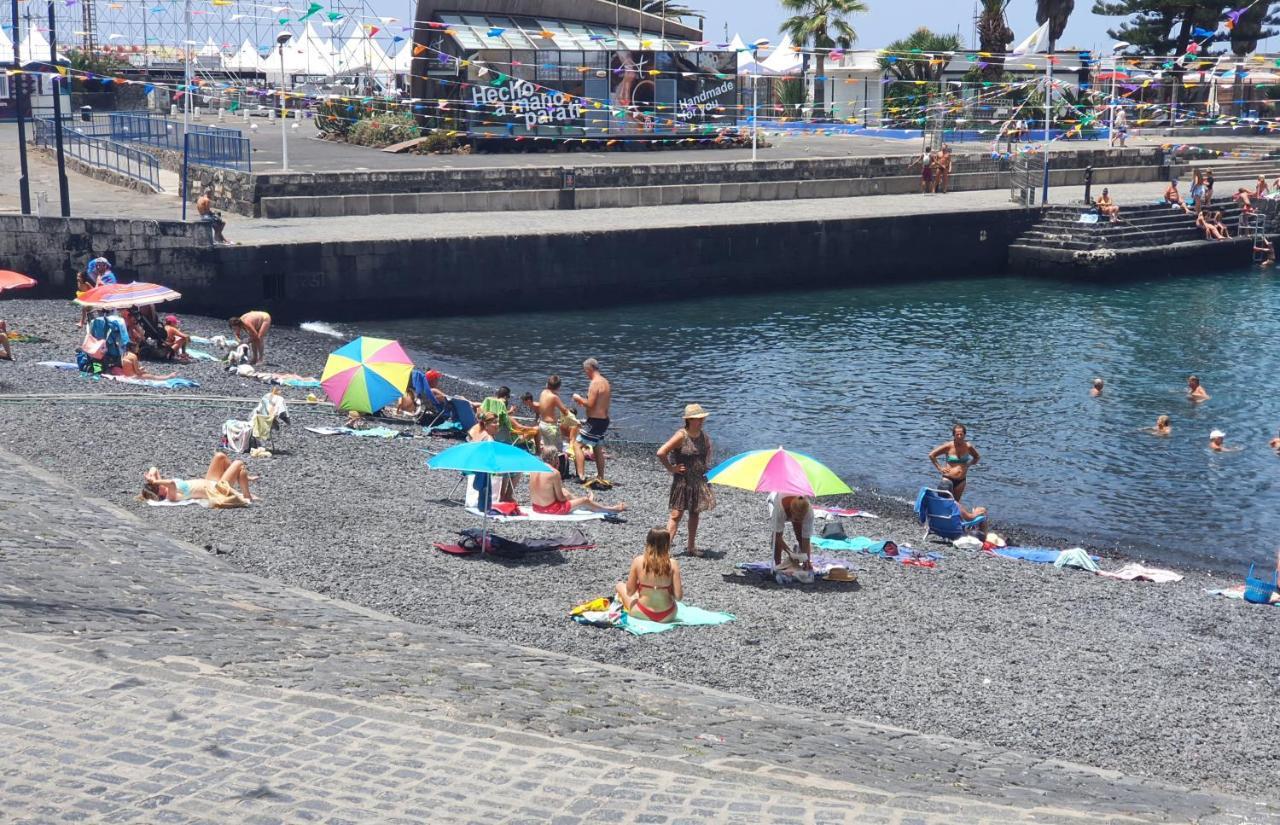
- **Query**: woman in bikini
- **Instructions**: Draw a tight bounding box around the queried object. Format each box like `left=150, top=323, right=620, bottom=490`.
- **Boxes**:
left=139, top=452, right=256, bottom=507
left=615, top=528, right=683, bottom=624
left=928, top=424, right=980, bottom=501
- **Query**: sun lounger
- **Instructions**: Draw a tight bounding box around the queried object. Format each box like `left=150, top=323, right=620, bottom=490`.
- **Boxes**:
left=814, top=506, right=878, bottom=519
left=914, top=487, right=986, bottom=542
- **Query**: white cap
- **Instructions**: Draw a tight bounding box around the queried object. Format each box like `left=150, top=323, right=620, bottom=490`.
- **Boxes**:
left=1210, top=430, right=1225, bottom=439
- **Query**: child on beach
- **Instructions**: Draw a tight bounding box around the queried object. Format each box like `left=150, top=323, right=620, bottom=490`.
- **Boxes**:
left=164, top=314, right=191, bottom=361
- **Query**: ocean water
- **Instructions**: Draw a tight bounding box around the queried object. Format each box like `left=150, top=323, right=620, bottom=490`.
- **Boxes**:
left=345, top=269, right=1280, bottom=567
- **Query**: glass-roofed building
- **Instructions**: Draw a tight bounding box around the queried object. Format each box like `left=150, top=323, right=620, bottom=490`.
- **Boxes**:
left=410, top=1, right=739, bottom=139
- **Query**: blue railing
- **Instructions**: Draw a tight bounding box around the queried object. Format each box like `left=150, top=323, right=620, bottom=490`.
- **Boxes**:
left=107, top=111, right=251, bottom=171
left=33, top=116, right=162, bottom=190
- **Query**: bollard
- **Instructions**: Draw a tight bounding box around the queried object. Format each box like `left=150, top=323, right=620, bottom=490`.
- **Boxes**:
left=170, top=104, right=178, bottom=117
left=217, top=108, right=225, bottom=122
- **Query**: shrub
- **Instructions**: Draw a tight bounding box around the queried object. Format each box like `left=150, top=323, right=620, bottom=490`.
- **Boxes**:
left=347, top=111, right=420, bottom=148
left=415, top=131, right=461, bottom=154
left=314, top=99, right=353, bottom=139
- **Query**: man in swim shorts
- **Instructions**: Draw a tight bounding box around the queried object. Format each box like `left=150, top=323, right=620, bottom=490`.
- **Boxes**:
left=572, top=357, right=612, bottom=485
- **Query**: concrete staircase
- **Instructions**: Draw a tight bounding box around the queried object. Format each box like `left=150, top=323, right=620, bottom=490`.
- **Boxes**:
left=1008, top=200, right=1260, bottom=277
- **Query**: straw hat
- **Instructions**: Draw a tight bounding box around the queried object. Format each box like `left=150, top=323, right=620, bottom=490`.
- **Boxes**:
left=825, top=567, right=857, bottom=583
left=682, top=403, right=710, bottom=420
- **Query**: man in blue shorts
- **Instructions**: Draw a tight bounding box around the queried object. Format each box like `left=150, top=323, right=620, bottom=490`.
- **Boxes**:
left=572, top=357, right=612, bottom=487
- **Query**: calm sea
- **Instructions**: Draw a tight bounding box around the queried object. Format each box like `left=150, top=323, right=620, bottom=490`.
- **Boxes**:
left=347, top=269, right=1280, bottom=567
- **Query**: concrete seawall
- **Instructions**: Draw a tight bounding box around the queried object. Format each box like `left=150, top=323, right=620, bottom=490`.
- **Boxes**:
left=0, top=206, right=1038, bottom=322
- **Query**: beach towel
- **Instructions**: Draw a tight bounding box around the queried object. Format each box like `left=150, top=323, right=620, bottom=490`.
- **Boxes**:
left=1054, top=548, right=1101, bottom=572
left=814, top=506, right=879, bottom=519
left=146, top=498, right=207, bottom=508
left=187, top=347, right=221, bottom=362
left=39, top=362, right=199, bottom=389
left=1100, top=563, right=1183, bottom=583
left=238, top=367, right=322, bottom=389
left=990, top=547, right=1062, bottom=565
left=1207, top=585, right=1279, bottom=604
left=734, top=555, right=858, bottom=583
left=464, top=506, right=610, bottom=523
left=571, top=601, right=735, bottom=635
left=305, top=425, right=405, bottom=439
left=438, top=529, right=595, bottom=557
left=811, top=536, right=940, bottom=566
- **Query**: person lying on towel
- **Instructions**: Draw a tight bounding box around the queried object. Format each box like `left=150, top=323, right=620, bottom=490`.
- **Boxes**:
left=615, top=528, right=683, bottom=624
left=529, top=447, right=626, bottom=516
left=138, top=452, right=256, bottom=508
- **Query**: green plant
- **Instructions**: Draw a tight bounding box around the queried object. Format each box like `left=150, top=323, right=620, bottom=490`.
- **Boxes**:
left=779, top=0, right=869, bottom=118
left=314, top=99, right=354, bottom=138
left=878, top=28, right=964, bottom=82
left=415, top=130, right=460, bottom=153
left=976, top=0, right=1014, bottom=81
left=347, top=111, right=420, bottom=147
left=774, top=77, right=805, bottom=119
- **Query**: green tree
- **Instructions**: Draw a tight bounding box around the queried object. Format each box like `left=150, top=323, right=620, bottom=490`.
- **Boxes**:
left=779, top=0, right=869, bottom=118
left=1035, top=0, right=1077, bottom=49
left=878, top=29, right=963, bottom=82
left=976, top=0, right=1015, bottom=81
left=617, top=0, right=701, bottom=23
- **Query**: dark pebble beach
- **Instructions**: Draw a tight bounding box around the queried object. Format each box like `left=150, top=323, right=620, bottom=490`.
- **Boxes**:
left=1, top=297, right=1277, bottom=800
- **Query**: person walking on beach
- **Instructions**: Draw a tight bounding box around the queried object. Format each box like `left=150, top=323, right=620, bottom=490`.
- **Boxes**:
left=229, top=311, right=271, bottom=365
left=657, top=404, right=716, bottom=557
left=572, top=358, right=612, bottom=486
left=1187, top=375, right=1210, bottom=403
left=615, top=528, right=683, bottom=624
left=929, top=424, right=980, bottom=501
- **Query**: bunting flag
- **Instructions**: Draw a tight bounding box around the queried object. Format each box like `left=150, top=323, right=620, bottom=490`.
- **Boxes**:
left=299, top=1, right=321, bottom=19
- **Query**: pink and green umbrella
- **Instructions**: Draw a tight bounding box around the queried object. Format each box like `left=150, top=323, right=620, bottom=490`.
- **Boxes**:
left=320, top=336, right=414, bottom=413
left=707, top=447, right=851, bottom=498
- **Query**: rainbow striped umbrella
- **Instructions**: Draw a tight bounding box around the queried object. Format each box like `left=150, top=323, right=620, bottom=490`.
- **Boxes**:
left=321, top=336, right=414, bottom=414
left=74, top=282, right=181, bottom=308
left=707, top=447, right=852, bottom=498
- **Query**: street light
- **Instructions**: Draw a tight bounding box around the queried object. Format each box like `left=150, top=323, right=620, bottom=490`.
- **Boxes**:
left=276, top=30, right=292, bottom=172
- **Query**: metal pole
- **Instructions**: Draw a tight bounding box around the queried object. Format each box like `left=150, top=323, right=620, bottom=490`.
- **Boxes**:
left=1108, top=55, right=1117, bottom=147
left=11, top=0, right=30, bottom=213
left=1041, top=53, right=1051, bottom=205
left=182, top=0, right=191, bottom=134
left=48, top=0, right=69, bottom=216
left=279, top=46, right=288, bottom=171
left=751, top=65, right=757, bottom=161
left=181, top=132, right=188, bottom=220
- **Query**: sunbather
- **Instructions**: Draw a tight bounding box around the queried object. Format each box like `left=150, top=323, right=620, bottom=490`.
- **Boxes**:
left=119, top=351, right=176, bottom=381
left=529, top=447, right=626, bottom=515
left=1095, top=188, right=1119, bottom=223
left=1197, top=210, right=1226, bottom=241
left=468, top=411, right=500, bottom=442
left=1165, top=180, right=1190, bottom=214
left=538, top=375, right=571, bottom=452
left=139, top=452, right=256, bottom=506
left=615, top=528, right=683, bottom=624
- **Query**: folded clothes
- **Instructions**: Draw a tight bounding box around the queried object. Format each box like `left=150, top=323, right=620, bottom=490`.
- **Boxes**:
left=305, top=425, right=405, bottom=439
left=1099, top=563, right=1183, bottom=583
left=1054, top=547, right=1101, bottom=572
left=571, top=601, right=735, bottom=635
left=238, top=367, right=322, bottom=388
left=814, top=507, right=879, bottom=519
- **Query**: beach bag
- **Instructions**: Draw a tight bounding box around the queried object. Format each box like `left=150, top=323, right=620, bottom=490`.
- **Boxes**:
left=819, top=520, right=847, bottom=540
left=557, top=452, right=571, bottom=480
left=81, top=329, right=107, bottom=361
left=74, top=349, right=94, bottom=373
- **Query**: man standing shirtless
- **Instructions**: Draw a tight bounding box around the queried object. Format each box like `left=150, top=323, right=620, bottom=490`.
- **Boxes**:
left=229, top=310, right=272, bottom=365
left=572, top=357, right=612, bottom=486
left=538, top=375, right=571, bottom=452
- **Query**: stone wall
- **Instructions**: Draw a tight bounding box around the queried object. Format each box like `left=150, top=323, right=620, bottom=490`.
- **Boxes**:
left=0, top=215, right=215, bottom=297
left=31, top=145, right=161, bottom=195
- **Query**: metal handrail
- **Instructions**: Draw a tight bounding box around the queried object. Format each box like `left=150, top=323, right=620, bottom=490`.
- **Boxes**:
left=33, top=116, right=162, bottom=190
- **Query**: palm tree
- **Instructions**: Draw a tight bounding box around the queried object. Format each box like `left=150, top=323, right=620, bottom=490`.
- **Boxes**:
left=779, top=0, right=869, bottom=119
left=878, top=29, right=963, bottom=82
left=1035, top=0, right=1076, bottom=51
left=616, top=0, right=701, bottom=23
left=976, top=0, right=1014, bottom=81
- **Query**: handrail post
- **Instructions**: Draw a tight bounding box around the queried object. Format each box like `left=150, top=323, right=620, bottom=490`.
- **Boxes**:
left=11, top=0, right=31, bottom=213
left=48, top=0, right=70, bottom=216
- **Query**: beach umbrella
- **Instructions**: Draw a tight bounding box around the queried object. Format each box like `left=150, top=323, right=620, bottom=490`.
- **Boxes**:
left=320, top=336, right=413, bottom=413
left=74, top=282, right=181, bottom=308
left=0, top=270, right=36, bottom=293
left=707, top=447, right=852, bottom=497
left=427, top=441, right=553, bottom=550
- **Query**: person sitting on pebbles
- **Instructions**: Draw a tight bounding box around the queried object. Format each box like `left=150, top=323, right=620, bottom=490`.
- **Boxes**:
left=615, top=528, right=683, bottom=624
left=529, top=447, right=626, bottom=516
left=139, top=452, right=256, bottom=508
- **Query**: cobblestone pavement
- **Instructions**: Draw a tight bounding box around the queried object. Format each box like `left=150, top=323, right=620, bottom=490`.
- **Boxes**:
left=0, top=445, right=1273, bottom=824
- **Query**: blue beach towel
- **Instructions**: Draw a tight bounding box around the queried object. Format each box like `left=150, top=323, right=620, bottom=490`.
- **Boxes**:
left=992, top=547, right=1062, bottom=565
left=572, top=603, right=735, bottom=635
left=305, top=425, right=405, bottom=439
left=187, top=348, right=221, bottom=362
left=812, top=536, right=942, bottom=564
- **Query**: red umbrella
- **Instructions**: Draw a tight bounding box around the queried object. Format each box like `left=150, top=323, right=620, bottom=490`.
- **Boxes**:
left=74, top=282, right=182, bottom=308
left=0, top=270, right=37, bottom=293
left=1094, top=72, right=1131, bottom=82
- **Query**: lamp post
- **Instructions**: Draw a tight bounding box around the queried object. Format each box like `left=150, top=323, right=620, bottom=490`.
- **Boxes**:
left=10, top=0, right=31, bottom=213
left=182, top=0, right=190, bottom=133
left=276, top=30, right=292, bottom=172
left=1107, top=42, right=1129, bottom=148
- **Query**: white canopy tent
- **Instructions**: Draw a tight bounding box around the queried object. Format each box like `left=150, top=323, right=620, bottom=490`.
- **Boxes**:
left=391, top=38, right=412, bottom=76
left=20, top=22, right=67, bottom=65
left=225, top=39, right=265, bottom=73
left=268, top=22, right=338, bottom=79
left=760, top=35, right=803, bottom=76
left=335, top=30, right=393, bottom=75
left=731, top=33, right=774, bottom=76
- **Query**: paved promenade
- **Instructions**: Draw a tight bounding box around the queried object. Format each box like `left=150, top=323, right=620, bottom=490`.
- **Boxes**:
left=0, top=445, right=1273, bottom=824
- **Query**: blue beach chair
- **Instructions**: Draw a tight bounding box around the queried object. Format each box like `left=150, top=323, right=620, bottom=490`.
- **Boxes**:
left=1244, top=564, right=1278, bottom=605
left=914, top=487, right=986, bottom=542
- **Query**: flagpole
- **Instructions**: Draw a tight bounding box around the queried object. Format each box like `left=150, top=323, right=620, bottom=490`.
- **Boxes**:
left=1041, top=52, right=1051, bottom=205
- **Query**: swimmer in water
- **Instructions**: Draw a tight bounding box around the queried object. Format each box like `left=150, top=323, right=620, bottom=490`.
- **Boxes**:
left=1090, top=378, right=1104, bottom=397
left=1209, top=430, right=1241, bottom=453
left=1269, top=429, right=1280, bottom=451
left=1145, top=415, right=1172, bottom=436
left=1187, top=375, right=1210, bottom=403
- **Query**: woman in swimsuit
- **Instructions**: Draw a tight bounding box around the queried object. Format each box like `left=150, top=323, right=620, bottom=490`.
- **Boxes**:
left=615, top=528, right=683, bottom=624
left=139, top=452, right=256, bottom=506
left=928, top=424, right=980, bottom=501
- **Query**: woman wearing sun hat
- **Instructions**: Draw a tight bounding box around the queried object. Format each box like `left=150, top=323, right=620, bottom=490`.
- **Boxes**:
left=657, top=403, right=716, bottom=557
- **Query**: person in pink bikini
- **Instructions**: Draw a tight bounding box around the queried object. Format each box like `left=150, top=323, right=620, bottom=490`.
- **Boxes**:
left=528, top=447, right=625, bottom=516
left=615, top=528, right=683, bottom=624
